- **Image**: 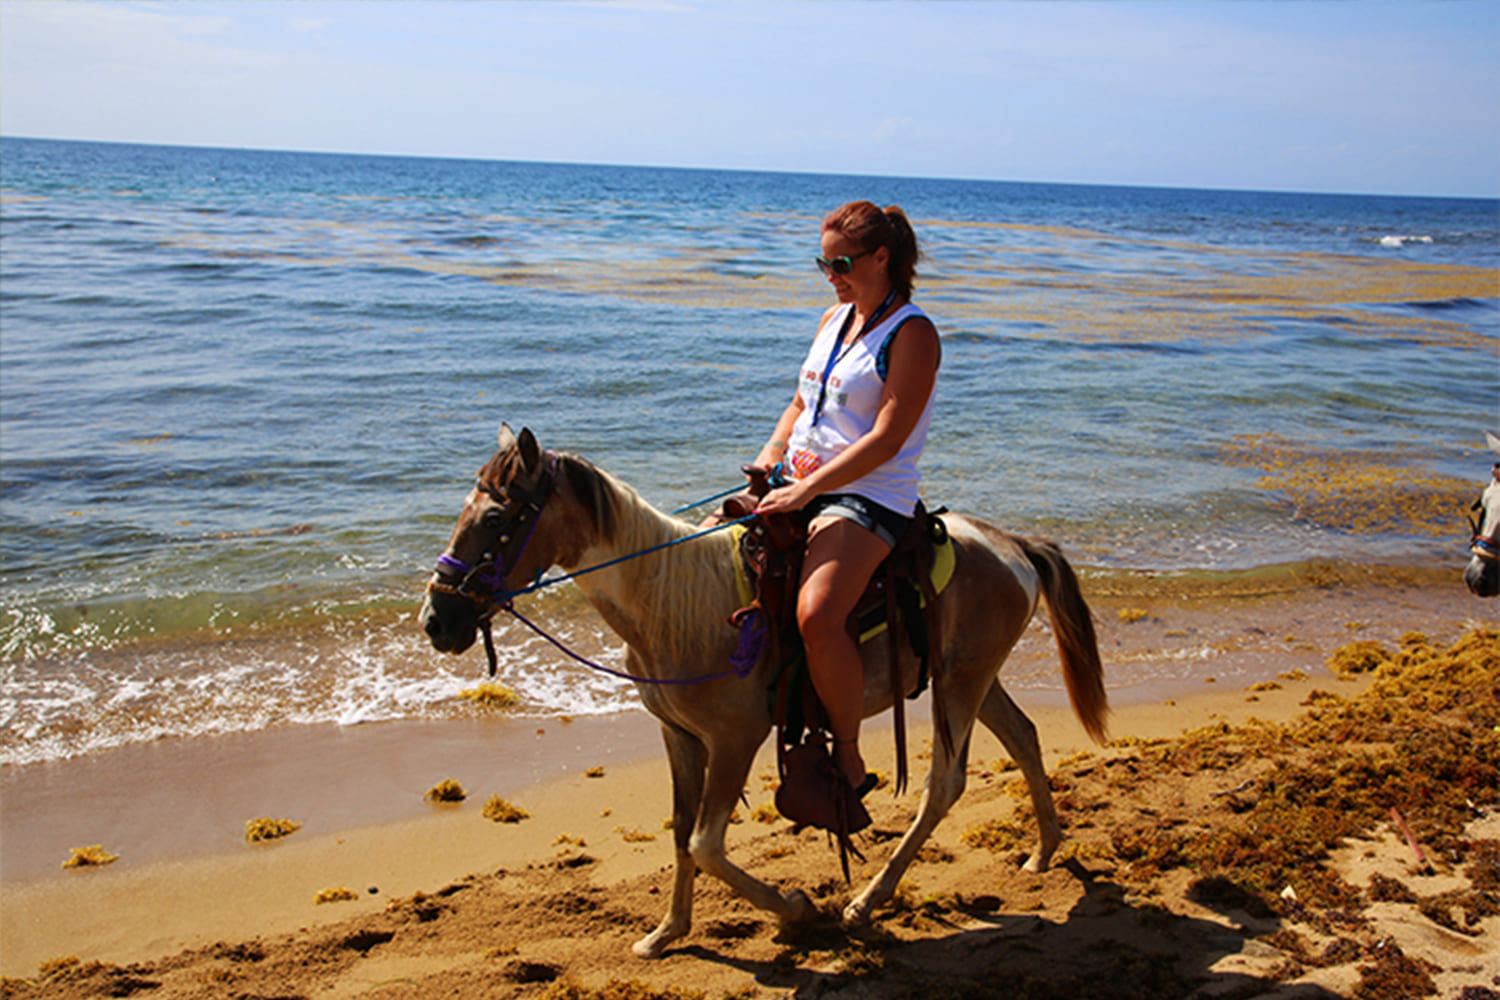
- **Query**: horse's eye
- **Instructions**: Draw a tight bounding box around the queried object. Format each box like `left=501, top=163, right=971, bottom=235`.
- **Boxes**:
left=482, top=508, right=506, bottom=529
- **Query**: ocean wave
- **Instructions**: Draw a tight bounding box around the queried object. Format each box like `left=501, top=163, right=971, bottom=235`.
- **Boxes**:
left=0, top=599, right=641, bottom=767
left=1405, top=297, right=1497, bottom=312
left=1377, top=234, right=1434, bottom=248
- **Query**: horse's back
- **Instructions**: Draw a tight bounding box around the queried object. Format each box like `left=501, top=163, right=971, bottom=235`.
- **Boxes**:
left=942, top=512, right=1043, bottom=609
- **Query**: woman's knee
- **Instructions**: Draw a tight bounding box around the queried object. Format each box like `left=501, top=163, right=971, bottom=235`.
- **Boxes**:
left=796, top=589, right=844, bottom=648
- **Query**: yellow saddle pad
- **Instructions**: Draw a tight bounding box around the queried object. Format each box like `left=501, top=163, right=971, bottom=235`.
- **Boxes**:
left=855, top=531, right=954, bottom=644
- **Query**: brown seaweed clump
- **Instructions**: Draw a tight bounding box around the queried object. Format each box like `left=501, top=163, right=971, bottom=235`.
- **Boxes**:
left=424, top=778, right=467, bottom=803
left=244, top=817, right=302, bottom=843
left=60, top=845, right=118, bottom=869
left=314, top=886, right=359, bottom=905
left=1220, top=433, right=1478, bottom=537
left=537, top=979, right=738, bottom=1000
left=1327, top=640, right=1390, bottom=678
left=460, top=682, right=520, bottom=709
left=1100, top=628, right=1498, bottom=916
left=481, top=795, right=530, bottom=823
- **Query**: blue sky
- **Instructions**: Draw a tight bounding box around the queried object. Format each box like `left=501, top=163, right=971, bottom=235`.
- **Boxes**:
left=2, top=1, right=1496, bottom=197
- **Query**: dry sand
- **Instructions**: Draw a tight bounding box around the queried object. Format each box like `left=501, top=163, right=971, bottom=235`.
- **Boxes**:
left=2, top=574, right=1496, bottom=999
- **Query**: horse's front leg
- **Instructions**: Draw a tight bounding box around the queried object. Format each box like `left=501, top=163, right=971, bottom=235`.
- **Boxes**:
left=633, top=722, right=706, bottom=959
left=689, top=731, right=817, bottom=926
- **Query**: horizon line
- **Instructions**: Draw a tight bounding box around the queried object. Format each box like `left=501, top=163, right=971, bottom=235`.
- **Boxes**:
left=5, top=133, right=1496, bottom=204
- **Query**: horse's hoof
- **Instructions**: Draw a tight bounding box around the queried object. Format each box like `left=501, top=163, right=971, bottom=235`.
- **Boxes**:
left=841, top=899, right=874, bottom=926
left=632, top=928, right=681, bottom=960
left=785, top=889, right=817, bottom=924
left=1022, top=850, right=1054, bottom=874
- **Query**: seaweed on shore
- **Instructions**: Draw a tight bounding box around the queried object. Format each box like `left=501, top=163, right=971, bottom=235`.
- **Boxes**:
left=243, top=817, right=302, bottom=843
left=459, top=682, right=520, bottom=709
left=538, top=979, right=754, bottom=1000
left=482, top=795, right=530, bottom=823
left=1099, top=627, right=1498, bottom=916
left=60, top=845, right=118, bottom=869
left=424, top=778, right=466, bottom=803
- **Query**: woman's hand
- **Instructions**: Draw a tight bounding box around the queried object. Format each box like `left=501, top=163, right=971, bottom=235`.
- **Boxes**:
left=755, top=481, right=811, bottom=516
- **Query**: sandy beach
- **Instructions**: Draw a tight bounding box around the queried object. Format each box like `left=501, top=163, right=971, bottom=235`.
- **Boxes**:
left=2, top=571, right=1496, bottom=999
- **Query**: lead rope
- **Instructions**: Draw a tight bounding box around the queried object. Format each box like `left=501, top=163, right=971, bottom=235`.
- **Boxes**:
left=469, top=512, right=759, bottom=683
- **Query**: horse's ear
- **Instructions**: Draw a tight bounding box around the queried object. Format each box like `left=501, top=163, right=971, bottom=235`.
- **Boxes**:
left=516, top=427, right=542, bottom=474
left=497, top=422, right=517, bottom=452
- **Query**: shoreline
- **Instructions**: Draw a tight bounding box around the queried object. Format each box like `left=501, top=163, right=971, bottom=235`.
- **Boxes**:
left=3, top=561, right=1487, bottom=881
left=3, top=558, right=1484, bottom=769
left=0, top=671, right=1373, bottom=980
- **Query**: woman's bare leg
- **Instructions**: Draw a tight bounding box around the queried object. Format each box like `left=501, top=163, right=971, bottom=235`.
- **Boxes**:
left=797, top=516, right=891, bottom=787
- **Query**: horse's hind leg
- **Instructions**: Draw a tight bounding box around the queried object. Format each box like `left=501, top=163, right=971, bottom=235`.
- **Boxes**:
left=844, top=713, right=973, bottom=925
left=978, top=679, right=1062, bottom=873
left=633, top=722, right=706, bottom=959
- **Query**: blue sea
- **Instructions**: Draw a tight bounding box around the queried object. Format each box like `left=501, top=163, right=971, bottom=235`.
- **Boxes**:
left=2, top=137, right=1496, bottom=765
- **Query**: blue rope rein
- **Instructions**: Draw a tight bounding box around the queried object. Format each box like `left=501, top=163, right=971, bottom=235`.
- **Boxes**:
left=669, top=483, right=748, bottom=516
left=438, top=470, right=770, bottom=687
left=497, top=512, right=757, bottom=603
left=490, top=510, right=761, bottom=686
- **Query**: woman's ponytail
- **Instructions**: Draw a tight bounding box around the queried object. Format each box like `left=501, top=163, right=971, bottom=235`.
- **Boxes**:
left=882, top=205, right=919, bottom=300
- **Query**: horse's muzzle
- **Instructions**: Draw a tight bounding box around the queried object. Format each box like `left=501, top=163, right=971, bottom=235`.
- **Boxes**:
left=1465, top=555, right=1499, bottom=598
left=420, top=591, right=480, bottom=653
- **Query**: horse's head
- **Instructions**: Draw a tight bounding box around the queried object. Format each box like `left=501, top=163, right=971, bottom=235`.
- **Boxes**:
left=1464, top=462, right=1500, bottom=598
left=420, top=424, right=610, bottom=655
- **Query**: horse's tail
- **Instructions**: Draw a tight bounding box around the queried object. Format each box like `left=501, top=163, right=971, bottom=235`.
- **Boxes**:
left=1021, top=537, right=1109, bottom=744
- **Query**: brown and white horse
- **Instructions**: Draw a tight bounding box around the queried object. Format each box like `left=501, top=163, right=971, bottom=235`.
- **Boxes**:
left=420, top=425, right=1108, bottom=958
left=1464, top=431, right=1500, bottom=598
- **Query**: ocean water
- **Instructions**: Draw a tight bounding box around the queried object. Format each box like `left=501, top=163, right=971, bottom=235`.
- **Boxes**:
left=2, top=137, right=1496, bottom=765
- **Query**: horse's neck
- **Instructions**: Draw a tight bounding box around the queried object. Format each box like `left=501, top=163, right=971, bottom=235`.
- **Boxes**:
left=563, top=473, right=736, bottom=667
left=570, top=494, right=682, bottom=605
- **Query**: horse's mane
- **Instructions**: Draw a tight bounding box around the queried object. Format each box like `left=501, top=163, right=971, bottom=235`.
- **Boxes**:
left=555, top=452, right=743, bottom=667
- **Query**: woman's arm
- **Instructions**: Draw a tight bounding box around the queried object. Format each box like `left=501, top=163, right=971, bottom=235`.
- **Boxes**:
left=756, top=315, right=939, bottom=514
left=752, top=393, right=804, bottom=470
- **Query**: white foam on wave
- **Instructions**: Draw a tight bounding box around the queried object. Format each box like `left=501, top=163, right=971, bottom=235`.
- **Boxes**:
left=1378, top=234, right=1434, bottom=248
left=0, top=604, right=645, bottom=766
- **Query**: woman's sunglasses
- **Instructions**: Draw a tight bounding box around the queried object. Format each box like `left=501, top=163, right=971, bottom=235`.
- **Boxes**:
left=815, top=249, right=872, bottom=276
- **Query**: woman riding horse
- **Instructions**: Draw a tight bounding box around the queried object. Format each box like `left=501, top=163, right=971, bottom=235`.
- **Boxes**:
left=752, top=201, right=940, bottom=795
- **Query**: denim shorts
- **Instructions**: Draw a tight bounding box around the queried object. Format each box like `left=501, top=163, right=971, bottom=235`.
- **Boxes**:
left=806, top=493, right=911, bottom=548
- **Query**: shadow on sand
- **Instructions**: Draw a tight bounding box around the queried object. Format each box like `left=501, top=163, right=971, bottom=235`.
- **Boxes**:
left=674, top=860, right=1346, bottom=1000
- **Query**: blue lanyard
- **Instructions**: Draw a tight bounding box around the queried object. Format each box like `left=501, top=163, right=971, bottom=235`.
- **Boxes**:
left=811, top=291, right=897, bottom=426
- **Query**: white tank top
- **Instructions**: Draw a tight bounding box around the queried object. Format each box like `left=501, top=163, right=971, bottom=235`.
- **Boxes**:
left=784, top=301, right=935, bottom=515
